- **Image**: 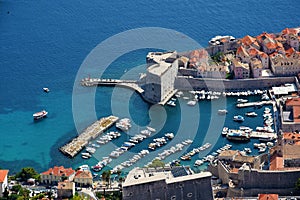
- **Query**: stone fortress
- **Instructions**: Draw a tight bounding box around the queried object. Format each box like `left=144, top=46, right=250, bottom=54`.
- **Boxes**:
left=140, top=27, right=300, bottom=105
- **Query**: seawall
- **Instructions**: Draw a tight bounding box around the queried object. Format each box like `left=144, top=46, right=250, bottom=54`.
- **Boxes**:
left=175, top=76, right=297, bottom=91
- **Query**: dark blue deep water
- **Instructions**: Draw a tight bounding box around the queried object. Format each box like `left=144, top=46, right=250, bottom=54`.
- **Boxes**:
left=1, top=0, right=300, bottom=173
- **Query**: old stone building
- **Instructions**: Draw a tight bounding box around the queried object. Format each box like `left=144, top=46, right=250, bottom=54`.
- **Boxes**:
left=122, top=167, right=213, bottom=200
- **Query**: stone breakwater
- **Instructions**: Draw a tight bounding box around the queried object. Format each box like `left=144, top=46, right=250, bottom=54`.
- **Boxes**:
left=60, top=115, right=119, bottom=158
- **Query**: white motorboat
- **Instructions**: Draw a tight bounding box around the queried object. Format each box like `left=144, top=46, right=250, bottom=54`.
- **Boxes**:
left=33, top=110, right=48, bottom=120
left=187, top=100, right=197, bottom=106
left=43, top=87, right=50, bottom=93
left=218, top=109, right=228, bottom=115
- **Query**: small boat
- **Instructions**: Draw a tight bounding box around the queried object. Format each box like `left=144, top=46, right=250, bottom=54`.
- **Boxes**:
left=233, top=115, right=244, bottom=122
left=147, top=126, right=156, bottom=132
left=218, top=109, right=228, bottom=115
left=167, top=100, right=176, bottom=107
left=245, top=112, right=257, bottom=117
left=187, top=100, right=197, bottom=106
left=237, top=99, right=248, bottom=103
left=222, top=127, right=228, bottom=136
left=244, top=148, right=252, bottom=154
left=180, top=155, right=191, bottom=161
left=33, top=110, right=48, bottom=120
left=165, top=132, right=174, bottom=139
left=43, top=87, right=50, bottom=93
left=194, top=160, right=204, bottom=166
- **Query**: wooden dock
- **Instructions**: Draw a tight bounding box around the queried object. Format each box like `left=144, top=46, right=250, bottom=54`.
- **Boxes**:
left=81, top=78, right=144, bottom=94
left=236, top=100, right=274, bottom=108
left=60, top=115, right=119, bottom=158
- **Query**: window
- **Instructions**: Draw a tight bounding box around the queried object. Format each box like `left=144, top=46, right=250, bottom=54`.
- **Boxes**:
left=171, top=195, right=176, bottom=200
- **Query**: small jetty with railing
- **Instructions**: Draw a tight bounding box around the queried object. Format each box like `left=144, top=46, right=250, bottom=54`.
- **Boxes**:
left=60, top=115, right=119, bottom=158
left=80, top=77, right=144, bottom=93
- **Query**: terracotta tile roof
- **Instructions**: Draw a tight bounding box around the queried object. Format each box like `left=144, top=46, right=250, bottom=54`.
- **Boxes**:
left=237, top=46, right=249, bottom=57
left=0, top=170, right=9, bottom=183
left=282, top=28, right=298, bottom=35
left=74, top=170, right=93, bottom=179
left=265, top=42, right=277, bottom=50
left=41, top=166, right=75, bottom=177
left=257, top=32, right=275, bottom=43
left=286, top=47, right=296, bottom=57
left=241, top=35, right=256, bottom=46
left=248, top=48, right=260, bottom=56
left=283, top=132, right=300, bottom=140
left=259, top=52, right=268, bottom=58
left=258, top=193, right=279, bottom=200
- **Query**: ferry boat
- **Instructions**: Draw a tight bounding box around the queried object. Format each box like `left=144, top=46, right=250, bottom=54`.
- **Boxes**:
left=33, top=110, right=48, bottom=120
left=233, top=115, right=244, bottom=122
left=226, top=130, right=250, bottom=141
left=245, top=112, right=257, bottom=117
left=218, top=109, right=228, bottom=115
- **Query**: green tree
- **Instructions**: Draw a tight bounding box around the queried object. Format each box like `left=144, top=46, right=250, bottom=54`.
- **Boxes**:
left=148, top=159, right=165, bottom=168
left=15, top=167, right=40, bottom=182
left=101, top=170, right=111, bottom=186
left=11, top=185, right=21, bottom=193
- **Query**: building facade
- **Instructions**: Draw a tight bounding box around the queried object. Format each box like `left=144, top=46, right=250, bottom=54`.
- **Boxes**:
left=73, top=170, right=93, bottom=187
left=232, top=59, right=250, bottom=79
left=57, top=181, right=75, bottom=199
left=40, top=166, right=75, bottom=185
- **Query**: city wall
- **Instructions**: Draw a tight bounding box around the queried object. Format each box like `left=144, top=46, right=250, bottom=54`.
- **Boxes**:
left=175, top=76, right=296, bottom=91
left=227, top=169, right=300, bottom=197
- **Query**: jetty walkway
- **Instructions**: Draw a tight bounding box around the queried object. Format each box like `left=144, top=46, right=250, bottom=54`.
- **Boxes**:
left=60, top=115, right=119, bottom=158
left=81, top=78, right=144, bottom=93
left=236, top=100, right=274, bottom=108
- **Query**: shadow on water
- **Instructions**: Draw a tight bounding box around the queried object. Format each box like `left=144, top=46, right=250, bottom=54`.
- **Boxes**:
left=0, top=159, right=43, bottom=174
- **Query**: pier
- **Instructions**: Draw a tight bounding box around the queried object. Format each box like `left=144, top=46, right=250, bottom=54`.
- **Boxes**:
left=236, top=100, right=274, bottom=108
left=60, top=115, right=119, bottom=158
left=81, top=78, right=144, bottom=94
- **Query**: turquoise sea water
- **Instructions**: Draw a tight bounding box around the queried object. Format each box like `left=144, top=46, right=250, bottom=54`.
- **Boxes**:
left=0, top=0, right=300, bottom=173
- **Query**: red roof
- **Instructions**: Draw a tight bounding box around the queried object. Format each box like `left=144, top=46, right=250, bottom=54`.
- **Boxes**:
left=282, top=28, right=298, bottom=35
left=41, top=166, right=74, bottom=177
left=265, top=42, right=277, bottom=50
left=0, top=170, right=9, bottom=183
left=258, top=194, right=278, bottom=200
left=241, top=35, right=256, bottom=46
left=74, top=170, right=93, bottom=179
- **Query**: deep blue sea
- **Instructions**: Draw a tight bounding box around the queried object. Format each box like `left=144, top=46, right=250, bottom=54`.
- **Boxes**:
left=1, top=0, right=300, bottom=174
